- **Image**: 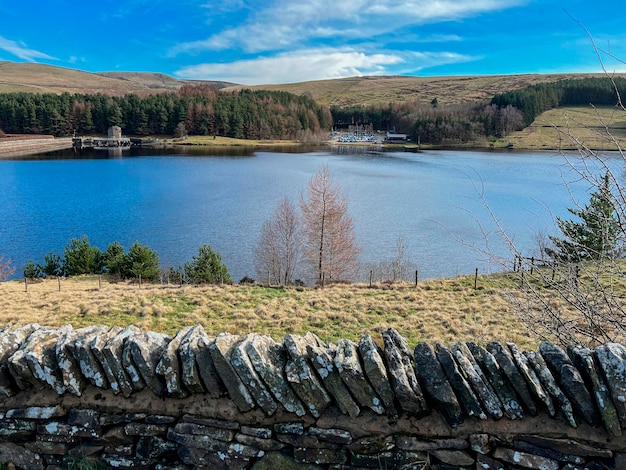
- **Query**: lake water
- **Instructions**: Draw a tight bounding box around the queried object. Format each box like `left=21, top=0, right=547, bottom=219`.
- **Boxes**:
left=0, top=146, right=600, bottom=282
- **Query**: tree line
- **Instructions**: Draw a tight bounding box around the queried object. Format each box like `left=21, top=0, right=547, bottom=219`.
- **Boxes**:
left=23, top=236, right=232, bottom=285
left=0, top=84, right=333, bottom=140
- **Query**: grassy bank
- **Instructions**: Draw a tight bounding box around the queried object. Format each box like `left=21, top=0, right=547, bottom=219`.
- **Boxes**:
left=1, top=272, right=544, bottom=349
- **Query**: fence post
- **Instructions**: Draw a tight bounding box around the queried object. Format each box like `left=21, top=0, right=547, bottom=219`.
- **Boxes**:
left=415, top=270, right=418, bottom=287
left=474, top=268, right=478, bottom=290
left=139, top=274, right=142, bottom=288
left=58, top=276, right=61, bottom=292
left=369, top=270, right=373, bottom=288
left=24, top=277, right=27, bottom=292
left=530, top=257, right=535, bottom=275
left=98, top=275, right=101, bottom=290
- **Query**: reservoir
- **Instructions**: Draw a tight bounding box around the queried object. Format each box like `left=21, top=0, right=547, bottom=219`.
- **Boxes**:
left=0, top=146, right=603, bottom=282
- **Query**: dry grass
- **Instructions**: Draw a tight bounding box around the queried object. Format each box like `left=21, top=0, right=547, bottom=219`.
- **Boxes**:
left=0, top=273, right=552, bottom=349
left=500, top=106, right=626, bottom=150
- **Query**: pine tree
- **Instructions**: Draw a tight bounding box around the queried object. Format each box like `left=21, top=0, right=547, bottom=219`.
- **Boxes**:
left=546, top=172, right=622, bottom=263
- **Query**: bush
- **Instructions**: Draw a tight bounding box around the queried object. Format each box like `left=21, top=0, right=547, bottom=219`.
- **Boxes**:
left=63, top=236, right=103, bottom=275
left=23, top=259, right=44, bottom=279
left=42, top=251, right=63, bottom=276
left=126, top=241, right=160, bottom=281
left=184, top=245, right=232, bottom=284
left=102, top=241, right=126, bottom=279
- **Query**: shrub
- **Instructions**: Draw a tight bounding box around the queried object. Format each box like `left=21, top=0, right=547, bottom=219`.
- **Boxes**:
left=126, top=241, right=160, bottom=281
left=63, top=236, right=103, bottom=275
left=184, top=245, right=232, bottom=284
left=23, top=259, right=44, bottom=279
left=102, top=241, right=126, bottom=279
left=42, top=251, right=63, bottom=277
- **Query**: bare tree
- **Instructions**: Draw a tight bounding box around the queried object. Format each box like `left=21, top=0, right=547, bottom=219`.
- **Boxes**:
left=364, top=235, right=419, bottom=283
left=300, top=166, right=361, bottom=284
left=0, top=256, right=15, bottom=281
left=254, top=198, right=302, bottom=285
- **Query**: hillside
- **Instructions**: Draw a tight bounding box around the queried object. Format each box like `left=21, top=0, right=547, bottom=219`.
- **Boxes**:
left=224, top=73, right=606, bottom=107
left=0, top=62, right=606, bottom=107
left=0, top=62, right=233, bottom=96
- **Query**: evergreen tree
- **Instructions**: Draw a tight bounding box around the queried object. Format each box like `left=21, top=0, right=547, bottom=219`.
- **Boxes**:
left=546, top=172, right=622, bottom=263
left=184, top=245, right=231, bottom=284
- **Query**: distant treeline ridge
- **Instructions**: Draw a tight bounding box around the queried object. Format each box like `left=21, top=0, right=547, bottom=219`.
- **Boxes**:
left=0, top=84, right=332, bottom=140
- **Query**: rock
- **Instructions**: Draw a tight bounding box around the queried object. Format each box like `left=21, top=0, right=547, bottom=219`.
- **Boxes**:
left=467, top=342, right=524, bottom=419
left=177, top=325, right=207, bottom=394
left=429, top=449, right=474, bottom=466
left=395, top=436, right=468, bottom=451
left=8, top=326, right=71, bottom=393
left=476, top=454, right=506, bottom=470
left=308, top=426, right=352, bottom=444
left=0, top=324, right=40, bottom=396
left=0, top=442, right=45, bottom=470
left=121, top=334, right=146, bottom=393
left=65, top=325, right=110, bottom=389
left=469, top=433, right=492, bottom=455
left=127, top=331, right=170, bottom=396
left=413, top=342, right=464, bottom=428
left=540, top=341, right=599, bottom=426
left=381, top=328, right=428, bottom=416
left=6, top=405, right=65, bottom=420
left=283, top=334, right=331, bottom=418
left=195, top=334, right=223, bottom=398
left=293, top=447, right=346, bottom=465
left=513, top=437, right=585, bottom=465
left=493, top=447, right=559, bottom=470
left=334, top=339, right=384, bottom=414
left=230, top=335, right=278, bottom=415
left=594, top=343, right=626, bottom=428
left=450, top=342, right=502, bottom=419
left=209, top=333, right=256, bottom=412
left=56, top=326, right=101, bottom=396
left=251, top=451, right=323, bottom=470
left=435, top=343, right=486, bottom=420
left=487, top=341, right=537, bottom=415
left=507, top=342, right=554, bottom=416
left=101, top=325, right=141, bottom=397
left=305, top=341, right=361, bottom=418
left=358, top=335, right=396, bottom=413
left=569, top=345, right=621, bottom=436
left=89, top=326, right=122, bottom=392
left=246, top=335, right=306, bottom=417
left=155, top=326, right=193, bottom=398
left=515, top=436, right=613, bottom=459
left=525, top=350, right=575, bottom=427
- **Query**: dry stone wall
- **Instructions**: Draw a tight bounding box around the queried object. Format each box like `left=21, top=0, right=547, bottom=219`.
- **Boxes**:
left=0, top=324, right=625, bottom=469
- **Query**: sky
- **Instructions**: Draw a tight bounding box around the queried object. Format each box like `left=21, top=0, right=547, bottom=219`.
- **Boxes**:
left=0, top=0, right=624, bottom=85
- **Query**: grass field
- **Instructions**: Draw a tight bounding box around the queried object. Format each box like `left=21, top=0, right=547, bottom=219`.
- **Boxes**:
left=0, top=272, right=560, bottom=350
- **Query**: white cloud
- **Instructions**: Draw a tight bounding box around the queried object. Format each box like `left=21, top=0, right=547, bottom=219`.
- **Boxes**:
left=171, top=0, right=526, bottom=55
left=0, top=36, right=56, bottom=62
left=174, top=48, right=477, bottom=84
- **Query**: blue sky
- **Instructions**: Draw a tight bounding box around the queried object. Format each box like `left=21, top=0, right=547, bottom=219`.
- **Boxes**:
left=0, top=0, right=624, bottom=85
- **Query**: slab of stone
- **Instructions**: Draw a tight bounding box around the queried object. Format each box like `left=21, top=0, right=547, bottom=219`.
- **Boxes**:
left=127, top=331, right=170, bottom=396
left=540, top=341, right=599, bottom=426
left=246, top=335, right=306, bottom=417
left=507, top=342, right=554, bottom=416
left=156, top=325, right=194, bottom=398
left=251, top=451, right=323, bottom=470
left=0, top=324, right=40, bottom=396
left=451, top=342, right=502, bottom=419
left=476, top=454, right=507, bottom=470
left=195, top=334, right=223, bottom=398
left=513, top=438, right=585, bottom=465
left=306, top=341, right=360, bottom=418
left=515, top=435, right=613, bottom=459
left=65, top=325, right=110, bottom=389
left=413, top=342, right=464, bottom=428
left=5, top=405, right=65, bottom=420
left=493, top=446, right=559, bottom=470
left=178, top=324, right=207, bottom=394
left=231, top=335, right=279, bottom=416
left=283, top=334, right=331, bottom=418
left=209, top=333, right=256, bottom=412
left=467, top=342, right=524, bottom=420
left=381, top=328, right=428, bottom=416
left=595, top=342, right=626, bottom=429
left=487, top=341, right=537, bottom=415
left=102, top=325, right=141, bottom=397
left=569, top=345, right=621, bottom=436
left=8, top=326, right=69, bottom=392
left=0, top=442, right=45, bottom=470
left=525, top=350, right=575, bottom=427
left=395, top=436, right=469, bottom=451
left=56, top=326, right=102, bottom=397
left=435, top=343, right=486, bottom=420
left=358, top=335, right=396, bottom=413
left=120, top=334, right=145, bottom=393
left=429, top=449, right=474, bottom=466
left=89, top=326, right=122, bottom=392
left=334, top=339, right=384, bottom=414
left=25, top=325, right=73, bottom=394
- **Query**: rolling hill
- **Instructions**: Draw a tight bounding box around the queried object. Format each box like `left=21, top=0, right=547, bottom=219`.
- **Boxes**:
left=0, top=61, right=606, bottom=107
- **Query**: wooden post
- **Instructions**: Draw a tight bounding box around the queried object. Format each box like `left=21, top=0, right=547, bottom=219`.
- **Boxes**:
left=530, top=257, right=535, bottom=275
left=98, top=275, right=101, bottom=290
left=415, top=270, right=418, bottom=287
left=58, top=276, right=61, bottom=292
left=267, top=271, right=271, bottom=287
left=369, top=270, right=373, bottom=288
left=139, top=274, right=142, bottom=289
left=474, top=268, right=478, bottom=290
left=24, top=277, right=28, bottom=292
